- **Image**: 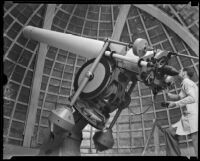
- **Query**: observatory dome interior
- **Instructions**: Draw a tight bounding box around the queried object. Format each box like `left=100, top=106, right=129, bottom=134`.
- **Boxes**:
left=3, top=3, right=199, bottom=157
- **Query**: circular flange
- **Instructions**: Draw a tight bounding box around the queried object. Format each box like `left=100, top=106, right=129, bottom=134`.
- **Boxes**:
left=74, top=57, right=112, bottom=99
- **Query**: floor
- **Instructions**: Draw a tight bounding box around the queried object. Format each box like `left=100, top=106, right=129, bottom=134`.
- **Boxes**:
left=3, top=143, right=195, bottom=158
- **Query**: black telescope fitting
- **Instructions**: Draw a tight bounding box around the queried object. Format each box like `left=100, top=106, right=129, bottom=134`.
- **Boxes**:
left=161, top=65, right=179, bottom=76
left=138, top=58, right=144, bottom=68
left=161, top=102, right=169, bottom=108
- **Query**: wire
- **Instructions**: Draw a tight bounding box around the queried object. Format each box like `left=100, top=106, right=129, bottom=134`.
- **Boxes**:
left=128, top=95, right=157, bottom=116
left=128, top=104, right=152, bottom=116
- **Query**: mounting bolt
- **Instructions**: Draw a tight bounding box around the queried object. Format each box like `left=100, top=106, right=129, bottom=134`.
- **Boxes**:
left=86, top=71, right=94, bottom=81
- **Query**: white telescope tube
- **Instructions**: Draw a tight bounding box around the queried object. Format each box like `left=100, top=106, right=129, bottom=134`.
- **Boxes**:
left=23, top=26, right=105, bottom=59
left=105, top=51, right=148, bottom=66
left=105, top=50, right=149, bottom=74
left=23, top=26, right=128, bottom=59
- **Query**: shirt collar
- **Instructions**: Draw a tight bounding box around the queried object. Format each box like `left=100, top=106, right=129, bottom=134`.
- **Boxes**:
left=181, top=78, right=190, bottom=86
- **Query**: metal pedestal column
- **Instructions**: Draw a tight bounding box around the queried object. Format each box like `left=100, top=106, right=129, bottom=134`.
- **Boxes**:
left=38, top=111, right=88, bottom=156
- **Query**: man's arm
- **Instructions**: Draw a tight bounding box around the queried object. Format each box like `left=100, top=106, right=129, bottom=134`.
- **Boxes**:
left=166, top=92, right=180, bottom=101
left=175, top=81, right=196, bottom=108
left=165, top=87, right=182, bottom=101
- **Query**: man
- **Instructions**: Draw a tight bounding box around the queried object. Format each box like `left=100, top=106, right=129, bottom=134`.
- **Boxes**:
left=164, top=67, right=198, bottom=157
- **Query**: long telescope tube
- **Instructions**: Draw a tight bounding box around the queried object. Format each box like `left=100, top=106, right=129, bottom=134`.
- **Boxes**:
left=23, top=26, right=126, bottom=59
left=23, top=26, right=104, bottom=59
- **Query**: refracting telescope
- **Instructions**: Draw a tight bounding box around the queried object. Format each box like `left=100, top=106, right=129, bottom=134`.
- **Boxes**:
left=23, top=26, right=199, bottom=153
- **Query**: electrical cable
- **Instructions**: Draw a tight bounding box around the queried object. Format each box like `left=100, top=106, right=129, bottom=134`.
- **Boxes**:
left=128, top=95, right=157, bottom=116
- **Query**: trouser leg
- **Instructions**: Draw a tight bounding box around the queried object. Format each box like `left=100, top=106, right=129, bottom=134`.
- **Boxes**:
left=164, top=127, right=181, bottom=156
left=191, top=132, right=198, bottom=158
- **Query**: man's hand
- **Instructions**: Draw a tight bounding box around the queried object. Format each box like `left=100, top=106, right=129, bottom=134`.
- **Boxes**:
left=168, top=102, right=177, bottom=108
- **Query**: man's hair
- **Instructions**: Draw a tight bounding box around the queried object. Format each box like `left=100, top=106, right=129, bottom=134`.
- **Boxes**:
left=183, top=67, right=194, bottom=79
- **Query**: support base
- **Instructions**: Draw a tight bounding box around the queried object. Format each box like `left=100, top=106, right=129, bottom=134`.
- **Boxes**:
left=38, top=110, right=88, bottom=156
